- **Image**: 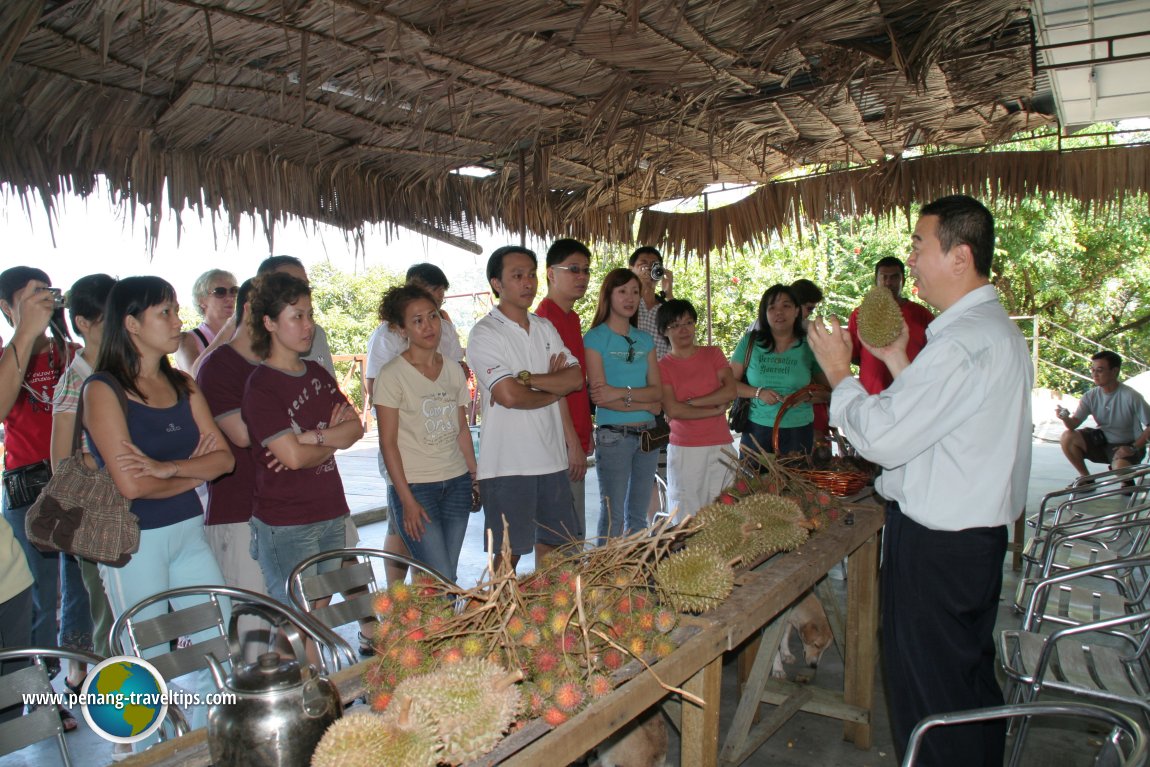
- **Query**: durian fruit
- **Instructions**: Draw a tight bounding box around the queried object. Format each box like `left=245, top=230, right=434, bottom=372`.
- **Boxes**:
left=738, top=494, right=805, bottom=526
left=653, top=545, right=735, bottom=613
left=737, top=494, right=810, bottom=553
left=855, top=285, right=904, bottom=348
left=311, top=707, right=439, bottom=767
left=392, top=658, right=523, bottom=765
left=693, top=504, right=758, bottom=560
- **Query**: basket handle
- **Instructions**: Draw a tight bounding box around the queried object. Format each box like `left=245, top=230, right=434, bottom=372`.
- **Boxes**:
left=770, top=384, right=831, bottom=454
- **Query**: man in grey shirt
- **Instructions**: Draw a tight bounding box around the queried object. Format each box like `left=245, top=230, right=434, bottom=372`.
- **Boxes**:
left=1057, top=350, right=1150, bottom=476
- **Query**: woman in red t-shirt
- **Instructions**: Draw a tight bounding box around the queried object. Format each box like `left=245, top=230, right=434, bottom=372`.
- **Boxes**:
left=241, top=272, right=364, bottom=605
left=0, top=266, right=88, bottom=728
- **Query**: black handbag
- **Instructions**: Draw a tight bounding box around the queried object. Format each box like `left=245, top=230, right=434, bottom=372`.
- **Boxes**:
left=640, top=415, right=671, bottom=453
left=728, top=331, right=756, bottom=433
left=25, top=375, right=139, bottom=567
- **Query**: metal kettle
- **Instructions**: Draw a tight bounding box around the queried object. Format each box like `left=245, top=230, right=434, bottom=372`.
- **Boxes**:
left=205, top=651, right=342, bottom=767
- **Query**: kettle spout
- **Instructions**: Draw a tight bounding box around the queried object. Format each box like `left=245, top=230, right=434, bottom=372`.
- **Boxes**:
left=203, top=652, right=229, bottom=692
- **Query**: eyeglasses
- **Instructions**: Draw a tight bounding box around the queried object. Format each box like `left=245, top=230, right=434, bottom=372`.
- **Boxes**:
left=210, top=286, right=239, bottom=297
left=667, top=321, right=696, bottom=330
left=552, top=265, right=592, bottom=276
left=623, top=335, right=636, bottom=363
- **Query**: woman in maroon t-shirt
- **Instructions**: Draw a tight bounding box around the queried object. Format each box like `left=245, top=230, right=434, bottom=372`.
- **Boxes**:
left=241, top=272, right=364, bottom=605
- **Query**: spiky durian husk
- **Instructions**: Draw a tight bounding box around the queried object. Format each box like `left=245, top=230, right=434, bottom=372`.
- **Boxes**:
left=755, top=516, right=810, bottom=554
left=653, top=545, right=734, bottom=613
left=737, top=494, right=805, bottom=526
left=392, top=658, right=523, bottom=765
left=856, top=285, right=904, bottom=348
left=311, top=709, right=439, bottom=767
left=691, top=504, right=755, bottom=560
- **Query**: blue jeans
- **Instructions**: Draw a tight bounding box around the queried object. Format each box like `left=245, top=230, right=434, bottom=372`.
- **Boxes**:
left=251, top=516, right=347, bottom=605
left=388, top=472, right=472, bottom=583
left=3, top=497, right=92, bottom=649
left=594, top=424, right=660, bottom=542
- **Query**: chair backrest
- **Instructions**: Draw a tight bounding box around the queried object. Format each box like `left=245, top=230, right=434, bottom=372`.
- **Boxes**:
left=286, top=547, right=449, bottom=632
left=0, top=648, right=102, bottom=766
left=903, top=701, right=1148, bottom=767
left=110, top=585, right=356, bottom=685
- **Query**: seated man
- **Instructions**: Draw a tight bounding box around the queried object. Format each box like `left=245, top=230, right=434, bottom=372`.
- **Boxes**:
left=1058, top=350, right=1150, bottom=477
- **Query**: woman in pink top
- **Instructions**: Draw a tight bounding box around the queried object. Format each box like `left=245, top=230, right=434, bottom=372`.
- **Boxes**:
left=656, top=299, right=737, bottom=522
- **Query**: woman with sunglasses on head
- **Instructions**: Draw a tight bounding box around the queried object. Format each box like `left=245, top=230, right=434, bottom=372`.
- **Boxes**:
left=731, top=284, right=829, bottom=469
left=584, top=268, right=663, bottom=542
left=374, top=284, right=477, bottom=584
left=175, top=269, right=238, bottom=373
left=657, top=299, right=737, bottom=523
left=0, top=266, right=88, bottom=731
left=82, top=276, right=234, bottom=750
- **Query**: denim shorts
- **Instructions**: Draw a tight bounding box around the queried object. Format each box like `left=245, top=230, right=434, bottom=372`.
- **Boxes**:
left=250, top=516, right=347, bottom=604
left=479, top=471, right=582, bottom=555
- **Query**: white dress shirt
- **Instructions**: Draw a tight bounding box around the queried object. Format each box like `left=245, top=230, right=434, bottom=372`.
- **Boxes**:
left=829, top=284, right=1032, bottom=531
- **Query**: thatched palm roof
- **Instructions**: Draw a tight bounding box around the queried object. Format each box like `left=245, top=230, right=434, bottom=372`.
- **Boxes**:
left=0, top=0, right=1054, bottom=251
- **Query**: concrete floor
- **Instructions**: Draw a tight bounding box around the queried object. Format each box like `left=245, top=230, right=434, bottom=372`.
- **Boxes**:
left=0, top=411, right=1130, bottom=766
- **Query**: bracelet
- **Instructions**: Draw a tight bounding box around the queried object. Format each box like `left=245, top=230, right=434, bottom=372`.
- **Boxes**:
left=624, top=386, right=633, bottom=407
left=316, top=428, right=325, bottom=446
left=754, top=386, right=763, bottom=401
left=686, top=397, right=694, bottom=406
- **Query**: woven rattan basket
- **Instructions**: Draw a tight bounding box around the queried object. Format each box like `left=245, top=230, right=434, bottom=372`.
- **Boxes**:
left=771, top=384, right=872, bottom=497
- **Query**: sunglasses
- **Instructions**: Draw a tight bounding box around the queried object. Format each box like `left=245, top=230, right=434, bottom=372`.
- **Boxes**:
left=623, top=335, right=636, bottom=363
left=209, top=286, right=239, bottom=298
left=552, top=265, right=592, bottom=276
left=667, top=321, right=696, bottom=330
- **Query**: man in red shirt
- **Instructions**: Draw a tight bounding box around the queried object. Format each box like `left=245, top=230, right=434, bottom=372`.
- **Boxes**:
left=534, top=239, right=593, bottom=527
left=847, top=256, right=934, bottom=394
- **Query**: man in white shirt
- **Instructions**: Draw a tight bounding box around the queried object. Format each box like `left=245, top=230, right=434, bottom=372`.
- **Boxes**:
left=467, top=246, right=584, bottom=572
left=1056, top=350, right=1150, bottom=477
left=808, top=195, right=1032, bottom=767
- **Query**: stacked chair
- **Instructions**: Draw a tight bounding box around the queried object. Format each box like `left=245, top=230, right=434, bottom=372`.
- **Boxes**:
left=0, top=647, right=188, bottom=766
left=287, top=547, right=450, bottom=638
left=110, top=585, right=356, bottom=696
left=998, top=466, right=1150, bottom=766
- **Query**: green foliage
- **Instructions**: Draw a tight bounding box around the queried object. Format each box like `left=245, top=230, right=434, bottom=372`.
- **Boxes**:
left=308, top=261, right=403, bottom=408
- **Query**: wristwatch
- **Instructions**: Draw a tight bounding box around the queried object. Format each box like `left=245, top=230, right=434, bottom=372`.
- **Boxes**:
left=516, top=370, right=532, bottom=386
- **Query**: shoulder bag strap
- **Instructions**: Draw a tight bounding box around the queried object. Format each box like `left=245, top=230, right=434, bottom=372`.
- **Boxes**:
left=738, top=331, right=755, bottom=384
left=74, top=373, right=130, bottom=454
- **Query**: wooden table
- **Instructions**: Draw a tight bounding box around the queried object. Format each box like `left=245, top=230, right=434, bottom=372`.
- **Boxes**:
left=125, top=505, right=883, bottom=767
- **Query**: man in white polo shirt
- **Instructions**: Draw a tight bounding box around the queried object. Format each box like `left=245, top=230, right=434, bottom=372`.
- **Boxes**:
left=467, top=246, right=585, bottom=572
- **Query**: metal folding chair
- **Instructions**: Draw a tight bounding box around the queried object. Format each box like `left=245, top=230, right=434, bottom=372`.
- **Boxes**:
left=109, top=585, right=356, bottom=687
left=0, top=647, right=188, bottom=766
left=286, top=547, right=449, bottom=636
left=903, top=701, right=1148, bottom=767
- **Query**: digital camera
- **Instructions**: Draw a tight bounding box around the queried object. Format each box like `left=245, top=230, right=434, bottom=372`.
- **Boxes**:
left=649, top=262, right=666, bottom=281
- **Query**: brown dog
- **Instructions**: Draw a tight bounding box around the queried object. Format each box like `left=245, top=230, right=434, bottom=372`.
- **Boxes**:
left=771, top=592, right=834, bottom=679
left=593, top=707, right=669, bottom=767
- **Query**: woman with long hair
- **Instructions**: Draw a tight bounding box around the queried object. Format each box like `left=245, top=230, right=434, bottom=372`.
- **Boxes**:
left=0, top=266, right=87, bottom=730
left=656, top=299, right=737, bottom=522
left=730, top=284, right=828, bottom=466
left=374, top=284, right=477, bottom=583
left=82, top=276, right=234, bottom=748
left=584, top=267, right=663, bottom=541
left=50, top=273, right=116, bottom=692
left=241, top=272, right=363, bottom=605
